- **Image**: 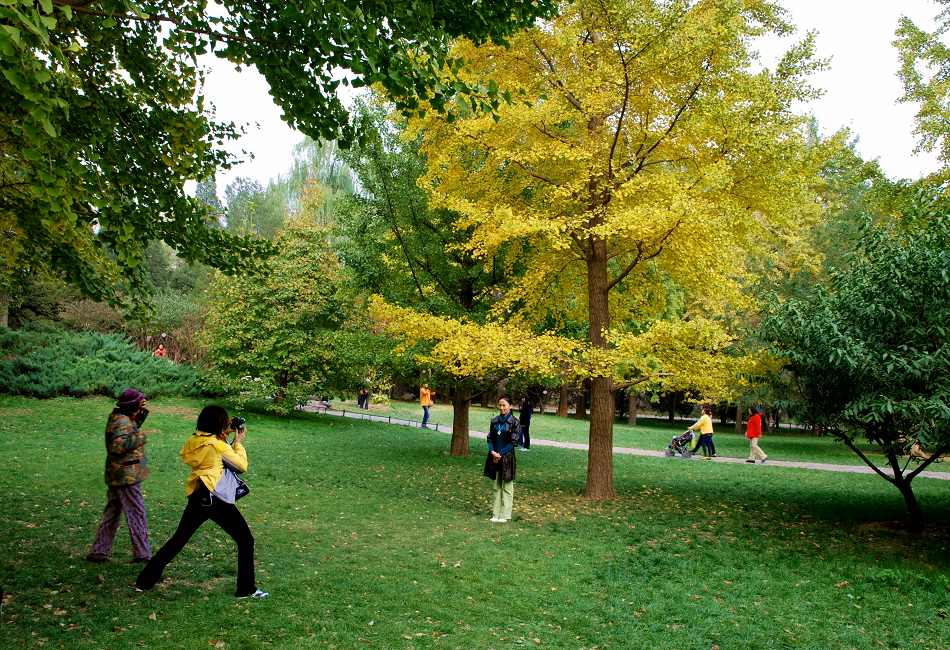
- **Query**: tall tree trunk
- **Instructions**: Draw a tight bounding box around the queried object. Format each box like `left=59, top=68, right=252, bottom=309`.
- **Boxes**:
left=735, top=401, right=744, bottom=434
left=450, top=391, right=471, bottom=457
left=0, top=291, right=8, bottom=329
left=896, top=479, right=924, bottom=532
left=886, top=449, right=925, bottom=531
left=585, top=240, right=616, bottom=500
left=574, top=381, right=589, bottom=419
left=627, top=391, right=638, bottom=425
left=557, top=385, right=569, bottom=417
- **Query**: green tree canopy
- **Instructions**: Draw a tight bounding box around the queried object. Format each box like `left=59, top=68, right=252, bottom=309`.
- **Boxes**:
left=762, top=189, right=950, bottom=530
left=1, top=0, right=554, bottom=305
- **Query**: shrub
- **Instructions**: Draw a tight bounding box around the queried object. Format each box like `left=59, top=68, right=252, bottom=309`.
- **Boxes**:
left=0, top=329, right=202, bottom=398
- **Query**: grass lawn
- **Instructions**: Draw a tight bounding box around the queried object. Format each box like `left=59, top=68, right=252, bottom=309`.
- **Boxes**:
left=2, top=395, right=950, bottom=649
left=336, top=398, right=936, bottom=470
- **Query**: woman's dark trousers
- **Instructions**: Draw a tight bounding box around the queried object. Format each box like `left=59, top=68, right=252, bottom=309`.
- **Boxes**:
left=136, top=486, right=255, bottom=596
left=699, top=434, right=716, bottom=457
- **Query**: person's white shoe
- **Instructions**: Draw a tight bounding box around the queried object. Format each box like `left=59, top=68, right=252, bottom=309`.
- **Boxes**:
left=490, top=517, right=504, bottom=523
left=237, top=589, right=269, bottom=599
left=497, top=519, right=509, bottom=523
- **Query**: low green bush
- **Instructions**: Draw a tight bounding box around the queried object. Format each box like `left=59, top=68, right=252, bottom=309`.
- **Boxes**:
left=0, top=329, right=202, bottom=398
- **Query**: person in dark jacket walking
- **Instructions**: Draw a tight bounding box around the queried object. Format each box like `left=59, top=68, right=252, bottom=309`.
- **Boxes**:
left=484, top=398, right=520, bottom=523
left=519, top=392, right=535, bottom=451
left=87, top=388, right=153, bottom=563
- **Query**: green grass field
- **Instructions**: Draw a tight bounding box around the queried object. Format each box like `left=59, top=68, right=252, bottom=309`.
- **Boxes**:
left=336, top=398, right=937, bottom=470
left=2, top=395, right=950, bottom=649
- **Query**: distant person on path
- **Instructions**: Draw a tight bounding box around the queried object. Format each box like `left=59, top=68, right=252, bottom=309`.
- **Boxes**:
left=153, top=344, right=167, bottom=359
left=688, top=406, right=716, bottom=458
left=746, top=406, right=768, bottom=464
left=519, top=392, right=535, bottom=451
left=420, top=384, right=435, bottom=428
left=484, top=398, right=520, bottom=523
left=135, top=406, right=267, bottom=599
left=87, top=388, right=153, bottom=564
left=357, top=388, right=370, bottom=409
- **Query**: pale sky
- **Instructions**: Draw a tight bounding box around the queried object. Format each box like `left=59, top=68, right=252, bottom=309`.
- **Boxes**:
left=203, top=1, right=943, bottom=196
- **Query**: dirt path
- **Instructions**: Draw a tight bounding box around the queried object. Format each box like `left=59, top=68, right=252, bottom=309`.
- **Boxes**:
left=306, top=405, right=950, bottom=482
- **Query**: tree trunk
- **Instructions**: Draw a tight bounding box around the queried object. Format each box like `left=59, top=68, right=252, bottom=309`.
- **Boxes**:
left=584, top=240, right=616, bottom=500
left=0, top=291, right=8, bottom=328
left=627, top=391, right=638, bottom=425
left=450, top=392, right=471, bottom=457
left=735, top=401, right=744, bottom=434
left=886, top=448, right=925, bottom=531
left=896, top=479, right=925, bottom=532
left=574, top=381, right=589, bottom=420
left=557, top=385, right=569, bottom=417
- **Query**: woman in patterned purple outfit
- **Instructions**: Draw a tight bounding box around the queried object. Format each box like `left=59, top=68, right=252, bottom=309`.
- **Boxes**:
left=86, top=388, right=153, bottom=563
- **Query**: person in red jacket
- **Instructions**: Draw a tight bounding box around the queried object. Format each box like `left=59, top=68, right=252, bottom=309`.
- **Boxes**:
left=745, top=406, right=768, bottom=464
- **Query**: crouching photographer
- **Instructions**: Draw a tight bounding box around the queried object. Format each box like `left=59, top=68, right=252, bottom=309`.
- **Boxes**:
left=135, top=405, right=268, bottom=599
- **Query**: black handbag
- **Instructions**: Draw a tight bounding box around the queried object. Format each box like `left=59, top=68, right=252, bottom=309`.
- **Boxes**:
left=223, top=462, right=250, bottom=500
left=234, top=474, right=250, bottom=500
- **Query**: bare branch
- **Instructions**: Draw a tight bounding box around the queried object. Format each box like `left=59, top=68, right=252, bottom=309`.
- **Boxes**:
left=842, top=436, right=897, bottom=484
left=512, top=159, right=560, bottom=187
left=631, top=59, right=710, bottom=175
left=532, top=39, right=585, bottom=112
left=907, top=445, right=949, bottom=480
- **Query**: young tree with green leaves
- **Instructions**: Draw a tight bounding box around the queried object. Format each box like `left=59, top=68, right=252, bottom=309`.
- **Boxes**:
left=202, top=215, right=383, bottom=414
left=763, top=190, right=950, bottom=530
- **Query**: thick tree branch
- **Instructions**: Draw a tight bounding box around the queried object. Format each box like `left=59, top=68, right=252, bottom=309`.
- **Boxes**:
left=512, top=159, right=560, bottom=187
left=907, top=444, right=949, bottom=480
left=629, top=60, right=710, bottom=175
left=614, top=372, right=671, bottom=391
left=607, top=219, right=681, bottom=290
left=532, top=39, right=584, bottom=112
left=842, top=435, right=896, bottom=484
left=60, top=3, right=261, bottom=46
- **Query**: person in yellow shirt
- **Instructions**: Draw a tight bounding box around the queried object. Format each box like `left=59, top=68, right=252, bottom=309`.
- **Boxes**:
left=687, top=406, right=716, bottom=458
left=420, top=384, right=435, bottom=428
left=135, top=406, right=267, bottom=598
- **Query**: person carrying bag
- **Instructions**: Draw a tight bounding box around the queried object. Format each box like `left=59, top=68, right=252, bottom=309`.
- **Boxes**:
left=135, top=406, right=267, bottom=599
left=484, top=398, right=520, bottom=523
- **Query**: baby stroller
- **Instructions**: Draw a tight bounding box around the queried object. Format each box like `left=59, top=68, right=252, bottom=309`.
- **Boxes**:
left=665, top=430, right=700, bottom=458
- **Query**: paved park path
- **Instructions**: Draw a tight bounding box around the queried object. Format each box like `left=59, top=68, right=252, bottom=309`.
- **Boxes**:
left=305, top=404, right=950, bottom=482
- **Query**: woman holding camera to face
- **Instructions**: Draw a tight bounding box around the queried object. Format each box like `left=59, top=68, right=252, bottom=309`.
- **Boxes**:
left=136, top=405, right=267, bottom=598
left=87, top=388, right=153, bottom=563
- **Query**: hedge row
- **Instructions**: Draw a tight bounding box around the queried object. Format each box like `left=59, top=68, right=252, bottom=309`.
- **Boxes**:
left=0, top=329, right=202, bottom=399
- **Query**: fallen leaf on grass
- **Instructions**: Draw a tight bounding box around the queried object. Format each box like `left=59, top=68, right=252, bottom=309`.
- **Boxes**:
left=835, top=581, right=849, bottom=589
left=148, top=612, right=157, bottom=621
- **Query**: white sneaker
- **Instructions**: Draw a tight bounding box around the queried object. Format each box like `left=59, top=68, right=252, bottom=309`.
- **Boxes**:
left=497, top=519, right=509, bottom=524
left=237, top=589, right=269, bottom=599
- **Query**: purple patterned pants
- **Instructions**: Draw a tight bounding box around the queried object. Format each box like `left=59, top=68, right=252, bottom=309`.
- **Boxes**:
left=89, top=483, right=151, bottom=560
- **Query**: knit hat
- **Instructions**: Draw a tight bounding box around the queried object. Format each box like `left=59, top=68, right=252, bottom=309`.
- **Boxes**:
left=116, top=388, right=146, bottom=409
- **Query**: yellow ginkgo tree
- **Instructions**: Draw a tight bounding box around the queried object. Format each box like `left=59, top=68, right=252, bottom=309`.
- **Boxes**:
left=411, top=0, right=832, bottom=498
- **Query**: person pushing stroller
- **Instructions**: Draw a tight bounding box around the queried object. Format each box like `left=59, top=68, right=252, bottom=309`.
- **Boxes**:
left=665, top=429, right=702, bottom=458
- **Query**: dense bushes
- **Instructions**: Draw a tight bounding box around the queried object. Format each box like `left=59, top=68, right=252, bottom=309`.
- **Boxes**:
left=0, top=329, right=202, bottom=398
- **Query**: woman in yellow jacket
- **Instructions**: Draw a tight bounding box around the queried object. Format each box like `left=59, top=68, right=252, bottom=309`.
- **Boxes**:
left=687, top=406, right=716, bottom=458
left=135, top=406, right=267, bottom=598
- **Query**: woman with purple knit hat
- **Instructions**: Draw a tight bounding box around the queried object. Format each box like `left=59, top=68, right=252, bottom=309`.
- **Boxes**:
left=86, top=388, right=153, bottom=563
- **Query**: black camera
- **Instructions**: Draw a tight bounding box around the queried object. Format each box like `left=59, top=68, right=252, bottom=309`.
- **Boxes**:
left=230, top=416, right=246, bottom=431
